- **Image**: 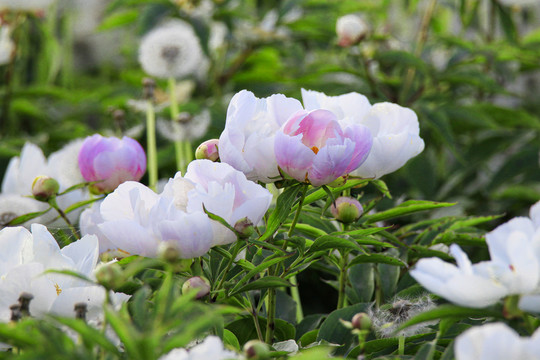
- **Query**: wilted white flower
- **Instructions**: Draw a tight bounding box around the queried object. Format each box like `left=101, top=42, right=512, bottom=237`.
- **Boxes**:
left=336, top=14, right=369, bottom=47
left=368, top=296, right=436, bottom=338
left=139, top=19, right=205, bottom=79
left=0, top=26, right=14, bottom=65
left=455, top=322, right=540, bottom=360
left=0, top=0, right=55, bottom=11
left=159, top=336, right=240, bottom=360
left=156, top=110, right=211, bottom=142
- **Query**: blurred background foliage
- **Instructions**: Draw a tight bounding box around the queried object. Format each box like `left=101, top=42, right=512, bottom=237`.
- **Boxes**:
left=1, top=0, right=539, bottom=223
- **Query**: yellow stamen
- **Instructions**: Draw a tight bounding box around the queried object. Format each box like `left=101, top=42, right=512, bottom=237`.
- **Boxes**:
left=311, top=146, right=319, bottom=154
left=54, top=283, right=62, bottom=296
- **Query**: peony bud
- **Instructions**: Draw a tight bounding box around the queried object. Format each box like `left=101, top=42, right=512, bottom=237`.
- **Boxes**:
left=195, top=139, right=220, bottom=162
left=78, top=134, right=146, bottom=194
left=31, top=175, right=59, bottom=202
left=243, top=340, right=270, bottom=359
left=331, top=196, right=363, bottom=223
left=94, top=261, right=124, bottom=290
left=336, top=14, right=369, bottom=47
left=234, top=217, right=254, bottom=239
left=351, top=312, right=372, bottom=330
left=182, top=276, right=211, bottom=299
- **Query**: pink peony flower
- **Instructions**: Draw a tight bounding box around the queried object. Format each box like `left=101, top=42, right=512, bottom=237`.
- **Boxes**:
left=78, top=135, right=146, bottom=194
left=275, top=109, right=372, bottom=187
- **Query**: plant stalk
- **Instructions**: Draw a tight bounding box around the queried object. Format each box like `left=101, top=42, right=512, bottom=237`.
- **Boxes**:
left=146, top=100, right=158, bottom=191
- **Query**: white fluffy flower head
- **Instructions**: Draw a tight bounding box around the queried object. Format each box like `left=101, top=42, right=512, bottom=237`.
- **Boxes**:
left=139, top=19, right=204, bottom=79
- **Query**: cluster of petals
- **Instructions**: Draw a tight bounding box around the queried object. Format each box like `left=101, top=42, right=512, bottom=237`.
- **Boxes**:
left=0, top=141, right=89, bottom=226
left=159, top=336, right=240, bottom=360
left=410, top=200, right=540, bottom=309
left=454, top=322, right=540, bottom=360
left=219, top=89, right=424, bottom=186
left=0, top=224, right=128, bottom=323
left=81, top=160, right=271, bottom=256
left=78, top=134, right=146, bottom=194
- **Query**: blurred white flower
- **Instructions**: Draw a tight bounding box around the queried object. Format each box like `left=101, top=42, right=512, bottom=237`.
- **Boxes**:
left=159, top=336, right=240, bottom=360
left=0, top=26, right=14, bottom=65
left=139, top=19, right=205, bottom=79
left=0, top=141, right=89, bottom=226
left=455, top=322, right=540, bottom=360
left=498, top=0, right=539, bottom=7
left=0, top=224, right=128, bottom=323
left=0, top=0, right=55, bottom=11
left=96, top=181, right=213, bottom=258
left=336, top=14, right=369, bottom=47
left=163, top=160, right=272, bottom=246
left=156, top=110, right=211, bottom=142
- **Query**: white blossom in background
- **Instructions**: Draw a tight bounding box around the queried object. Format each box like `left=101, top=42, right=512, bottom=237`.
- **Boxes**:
left=139, top=19, right=205, bottom=79
left=0, top=141, right=89, bottom=226
left=336, top=14, right=369, bottom=47
left=163, top=160, right=272, bottom=246
left=0, top=0, right=55, bottom=11
left=0, top=224, right=128, bottom=323
left=219, top=90, right=304, bottom=183
left=159, top=336, right=240, bottom=360
left=156, top=110, right=211, bottom=142
left=454, top=322, right=540, bottom=360
left=411, top=200, right=540, bottom=309
left=301, top=89, right=425, bottom=179
left=498, top=0, right=539, bottom=7
left=96, top=181, right=213, bottom=258
left=0, top=26, right=14, bottom=65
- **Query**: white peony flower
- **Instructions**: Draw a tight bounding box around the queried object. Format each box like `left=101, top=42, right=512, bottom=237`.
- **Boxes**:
left=301, top=89, right=425, bottom=179
left=0, top=26, right=14, bottom=65
left=79, top=201, right=124, bottom=256
left=138, top=19, right=205, bottom=79
left=0, top=224, right=128, bottom=323
left=96, top=181, right=213, bottom=258
left=219, top=90, right=304, bottom=183
left=163, top=160, right=272, bottom=246
left=159, top=336, right=240, bottom=360
left=454, top=322, right=540, bottom=360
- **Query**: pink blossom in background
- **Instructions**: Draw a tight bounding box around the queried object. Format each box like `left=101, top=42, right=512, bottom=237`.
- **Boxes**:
left=78, top=135, right=146, bottom=194
left=275, top=109, right=372, bottom=186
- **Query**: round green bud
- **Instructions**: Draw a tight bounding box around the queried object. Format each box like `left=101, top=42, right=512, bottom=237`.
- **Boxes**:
left=331, top=196, right=363, bottom=223
left=31, top=175, right=59, bottom=202
left=243, top=340, right=270, bottom=360
left=234, top=217, right=255, bottom=239
left=351, top=312, right=372, bottom=330
left=182, top=276, right=211, bottom=299
left=94, top=262, right=124, bottom=290
left=195, top=139, right=219, bottom=162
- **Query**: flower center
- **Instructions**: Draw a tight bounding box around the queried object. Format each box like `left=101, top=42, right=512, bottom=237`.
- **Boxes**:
left=161, top=46, right=180, bottom=64
left=311, top=146, right=319, bottom=154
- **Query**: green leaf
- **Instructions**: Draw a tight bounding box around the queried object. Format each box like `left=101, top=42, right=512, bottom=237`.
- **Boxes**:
left=307, top=235, right=362, bottom=253
left=228, top=254, right=293, bottom=295
left=63, top=197, right=103, bottom=214
left=222, top=329, right=240, bottom=350
left=229, top=276, right=291, bottom=296
left=317, top=303, right=369, bottom=353
left=43, top=269, right=95, bottom=285
left=398, top=305, right=503, bottom=332
left=53, top=317, right=121, bottom=356
left=371, top=179, right=392, bottom=199
left=7, top=207, right=52, bottom=225
left=349, top=264, right=375, bottom=303
left=292, top=179, right=369, bottom=211
left=98, top=9, right=139, bottom=31
left=363, top=201, right=455, bottom=224
left=298, top=329, right=319, bottom=347
left=348, top=253, right=407, bottom=267
left=259, top=184, right=304, bottom=242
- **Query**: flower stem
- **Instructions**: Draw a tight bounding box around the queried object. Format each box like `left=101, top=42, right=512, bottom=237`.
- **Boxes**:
left=337, top=250, right=349, bottom=309
left=146, top=100, right=158, bottom=191
left=265, top=286, right=277, bottom=344
left=216, top=241, right=243, bottom=295
left=398, top=334, right=405, bottom=355
left=48, top=198, right=80, bottom=241
left=168, top=77, right=185, bottom=172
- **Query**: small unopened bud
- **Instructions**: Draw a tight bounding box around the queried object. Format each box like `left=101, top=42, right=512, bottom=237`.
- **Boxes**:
left=234, top=217, right=254, bottom=239
left=94, top=261, right=124, bottom=290
left=158, top=242, right=181, bottom=263
left=18, top=292, right=34, bottom=317
left=31, top=176, right=59, bottom=202
left=182, top=276, right=211, bottom=299
left=336, top=14, right=369, bottom=47
left=331, top=196, right=363, bottom=223
left=10, top=304, right=21, bottom=322
left=195, top=139, right=220, bottom=162
left=74, top=302, right=88, bottom=321
left=352, top=312, right=372, bottom=330
left=243, top=340, right=270, bottom=359
left=142, top=77, right=156, bottom=101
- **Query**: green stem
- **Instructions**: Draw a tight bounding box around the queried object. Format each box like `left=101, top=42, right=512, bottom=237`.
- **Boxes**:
left=146, top=100, right=158, bottom=191
left=287, top=184, right=309, bottom=240
left=168, top=77, right=184, bottom=172
left=265, top=287, right=276, bottom=344
left=398, top=334, right=405, bottom=355
left=337, top=250, right=349, bottom=309
left=217, top=241, right=243, bottom=294
left=251, top=306, right=264, bottom=341
left=289, top=275, right=304, bottom=322
left=49, top=198, right=80, bottom=240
